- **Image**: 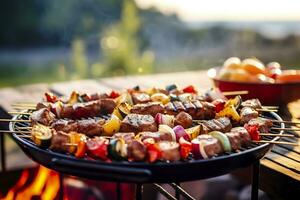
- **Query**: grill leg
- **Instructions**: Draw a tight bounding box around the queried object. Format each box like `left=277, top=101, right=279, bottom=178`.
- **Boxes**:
left=0, top=133, right=6, bottom=172
left=251, top=160, right=260, bottom=200
left=135, top=184, right=143, bottom=200
left=59, top=173, right=64, bottom=200
left=116, top=182, right=121, bottom=200
left=175, top=182, right=180, bottom=200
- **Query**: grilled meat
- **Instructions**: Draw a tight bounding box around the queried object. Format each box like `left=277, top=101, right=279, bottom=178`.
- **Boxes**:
left=165, top=100, right=216, bottom=120
left=225, top=132, right=241, bottom=151
left=247, top=118, right=273, bottom=133
left=51, top=118, right=105, bottom=137
left=127, top=140, right=147, bottom=161
left=131, top=102, right=165, bottom=117
left=240, top=107, right=259, bottom=124
left=231, top=127, right=251, bottom=146
left=201, top=117, right=232, bottom=133
left=49, top=131, right=70, bottom=152
left=174, top=111, right=193, bottom=128
left=241, top=99, right=262, bottom=109
left=138, top=131, right=173, bottom=142
left=158, top=141, right=180, bottom=161
left=120, top=114, right=157, bottom=133
left=132, top=92, right=151, bottom=104
left=31, top=108, right=56, bottom=126
left=196, top=135, right=223, bottom=157
left=113, top=132, right=135, bottom=144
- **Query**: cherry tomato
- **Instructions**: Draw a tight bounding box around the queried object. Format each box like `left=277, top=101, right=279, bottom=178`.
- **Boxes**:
left=45, top=92, right=57, bottom=103
left=212, top=99, right=226, bottom=113
left=244, top=124, right=260, bottom=141
left=109, top=90, right=120, bottom=99
left=87, top=137, right=109, bottom=160
left=182, top=85, right=197, bottom=93
left=143, top=138, right=161, bottom=163
left=179, top=137, right=192, bottom=159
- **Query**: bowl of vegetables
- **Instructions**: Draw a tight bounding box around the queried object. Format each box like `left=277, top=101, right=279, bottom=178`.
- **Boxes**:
left=207, top=57, right=300, bottom=105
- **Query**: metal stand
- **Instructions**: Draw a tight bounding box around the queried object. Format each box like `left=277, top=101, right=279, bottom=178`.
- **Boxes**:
left=0, top=133, right=6, bottom=172
left=59, top=173, right=64, bottom=200
left=175, top=182, right=180, bottom=200
left=135, top=184, right=143, bottom=200
left=251, top=160, right=260, bottom=200
left=116, top=182, right=121, bottom=200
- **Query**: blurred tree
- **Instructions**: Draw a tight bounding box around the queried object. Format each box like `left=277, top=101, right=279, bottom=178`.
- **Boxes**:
left=71, top=39, right=88, bottom=79
left=97, top=0, right=154, bottom=76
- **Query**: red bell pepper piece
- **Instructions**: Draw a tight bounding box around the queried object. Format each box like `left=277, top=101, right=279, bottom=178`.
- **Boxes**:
left=143, top=138, right=161, bottom=163
left=109, top=90, right=120, bottom=99
left=75, top=140, right=87, bottom=158
left=212, top=99, right=226, bottom=113
left=179, top=137, right=192, bottom=159
left=182, top=85, right=197, bottom=93
left=244, top=124, right=260, bottom=141
left=45, top=92, right=57, bottom=103
left=87, top=137, right=109, bottom=160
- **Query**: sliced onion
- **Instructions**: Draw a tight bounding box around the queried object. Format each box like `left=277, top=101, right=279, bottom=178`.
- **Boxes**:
left=191, top=139, right=208, bottom=159
left=158, top=125, right=176, bottom=142
left=155, top=113, right=163, bottom=124
left=173, top=125, right=190, bottom=142
left=161, top=114, right=175, bottom=127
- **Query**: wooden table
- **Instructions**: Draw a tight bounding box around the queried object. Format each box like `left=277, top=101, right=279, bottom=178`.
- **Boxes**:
left=0, top=70, right=299, bottom=199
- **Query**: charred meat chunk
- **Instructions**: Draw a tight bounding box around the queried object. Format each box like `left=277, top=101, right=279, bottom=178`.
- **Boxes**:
left=120, top=114, right=157, bottom=133
left=158, top=141, right=180, bottom=161
left=197, top=135, right=223, bottom=157
left=240, top=107, right=259, bottom=125
left=127, top=140, right=147, bottom=161
left=31, top=108, right=56, bottom=126
left=132, top=93, right=151, bottom=104
left=131, top=102, right=164, bottom=117
left=247, top=118, right=273, bottom=133
left=174, top=111, right=193, bottom=128
left=241, top=99, right=262, bottom=109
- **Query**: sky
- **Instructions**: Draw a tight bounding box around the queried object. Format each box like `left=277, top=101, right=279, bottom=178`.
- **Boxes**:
left=135, top=0, right=300, bottom=22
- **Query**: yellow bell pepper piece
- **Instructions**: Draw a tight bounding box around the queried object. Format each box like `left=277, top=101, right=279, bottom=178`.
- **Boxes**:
left=150, top=93, right=170, bottom=104
left=216, top=105, right=241, bottom=122
left=103, top=115, right=121, bottom=136
left=185, top=125, right=200, bottom=139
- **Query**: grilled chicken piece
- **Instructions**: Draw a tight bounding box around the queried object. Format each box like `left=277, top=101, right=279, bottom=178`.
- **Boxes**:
left=31, top=108, right=56, bottom=126
left=231, top=127, right=251, bottom=146
left=197, top=135, right=223, bottom=157
left=132, top=92, right=151, bottom=104
left=240, top=107, right=259, bottom=124
left=241, top=99, right=262, bottom=109
left=247, top=118, right=273, bottom=133
left=120, top=114, right=157, bottom=133
left=127, top=140, right=147, bottom=161
left=131, top=102, right=164, bottom=117
left=158, top=141, right=180, bottom=161
left=174, top=111, right=193, bottom=128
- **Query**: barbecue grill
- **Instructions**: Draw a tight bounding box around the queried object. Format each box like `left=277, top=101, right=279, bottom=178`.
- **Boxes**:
left=9, top=111, right=284, bottom=200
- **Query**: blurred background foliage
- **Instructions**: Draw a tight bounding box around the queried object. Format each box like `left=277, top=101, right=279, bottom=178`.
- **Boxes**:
left=0, top=0, right=300, bottom=87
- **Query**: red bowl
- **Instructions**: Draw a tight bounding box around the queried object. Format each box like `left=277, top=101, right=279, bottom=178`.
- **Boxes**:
left=207, top=67, right=300, bottom=106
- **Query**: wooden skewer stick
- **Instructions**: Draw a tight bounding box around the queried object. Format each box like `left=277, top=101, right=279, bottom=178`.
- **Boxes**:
left=271, top=127, right=300, bottom=131
left=256, top=109, right=278, bottom=112
left=17, top=127, right=32, bottom=130
left=8, top=111, right=32, bottom=115
left=63, top=143, right=78, bottom=146
left=253, top=140, right=299, bottom=146
left=262, top=106, right=279, bottom=109
left=17, top=135, right=32, bottom=138
left=222, top=91, right=249, bottom=96
left=259, top=133, right=295, bottom=137
left=0, top=130, right=31, bottom=134
left=11, top=103, right=36, bottom=107
left=270, top=120, right=300, bottom=125
left=0, top=119, right=31, bottom=123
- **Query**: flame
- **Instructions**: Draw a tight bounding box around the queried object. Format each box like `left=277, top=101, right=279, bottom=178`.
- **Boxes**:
left=2, top=166, right=60, bottom=200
